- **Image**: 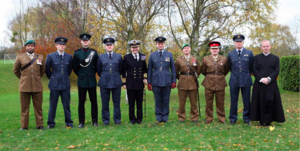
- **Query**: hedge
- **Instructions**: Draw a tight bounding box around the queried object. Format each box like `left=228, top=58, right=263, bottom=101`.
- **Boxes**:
left=279, top=55, right=300, bottom=92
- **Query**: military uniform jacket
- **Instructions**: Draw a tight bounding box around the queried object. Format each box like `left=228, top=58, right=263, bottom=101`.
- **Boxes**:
left=228, top=48, right=254, bottom=87
left=13, top=53, right=45, bottom=92
left=175, top=55, right=201, bottom=90
left=122, top=53, right=147, bottom=90
left=97, top=52, right=123, bottom=89
left=147, top=50, right=176, bottom=87
left=45, top=52, right=72, bottom=90
left=72, top=48, right=98, bottom=88
left=200, top=55, right=229, bottom=91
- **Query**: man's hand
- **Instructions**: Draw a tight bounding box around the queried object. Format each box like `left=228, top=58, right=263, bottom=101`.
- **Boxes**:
left=261, top=78, right=269, bottom=85
left=123, top=85, right=126, bottom=89
left=171, top=83, right=176, bottom=89
left=148, top=84, right=152, bottom=91
left=143, top=79, right=148, bottom=85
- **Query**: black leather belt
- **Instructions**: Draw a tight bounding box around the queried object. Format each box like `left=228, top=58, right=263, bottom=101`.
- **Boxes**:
left=180, top=72, right=194, bottom=76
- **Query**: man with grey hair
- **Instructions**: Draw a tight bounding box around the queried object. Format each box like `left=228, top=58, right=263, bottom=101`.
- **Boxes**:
left=250, top=40, right=285, bottom=126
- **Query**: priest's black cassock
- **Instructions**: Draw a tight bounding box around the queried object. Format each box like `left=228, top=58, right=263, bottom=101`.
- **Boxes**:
left=250, top=53, right=285, bottom=124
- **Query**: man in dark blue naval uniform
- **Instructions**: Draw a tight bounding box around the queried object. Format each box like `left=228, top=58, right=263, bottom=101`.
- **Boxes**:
left=122, top=40, right=148, bottom=124
left=97, top=37, right=123, bottom=125
left=228, top=35, right=254, bottom=125
left=45, top=37, right=73, bottom=128
left=72, top=33, right=99, bottom=128
left=147, top=36, right=176, bottom=122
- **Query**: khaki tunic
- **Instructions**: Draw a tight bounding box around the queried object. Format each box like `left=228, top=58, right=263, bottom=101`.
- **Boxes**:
left=175, top=55, right=201, bottom=121
left=175, top=56, right=201, bottom=90
left=13, top=53, right=45, bottom=92
left=13, top=53, right=45, bottom=128
left=200, top=55, right=229, bottom=122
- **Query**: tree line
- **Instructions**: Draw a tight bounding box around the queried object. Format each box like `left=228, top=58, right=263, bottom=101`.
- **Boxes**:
left=4, top=0, right=299, bottom=60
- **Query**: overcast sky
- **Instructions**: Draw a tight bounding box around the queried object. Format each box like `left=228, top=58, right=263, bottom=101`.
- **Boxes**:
left=0, top=0, right=299, bottom=47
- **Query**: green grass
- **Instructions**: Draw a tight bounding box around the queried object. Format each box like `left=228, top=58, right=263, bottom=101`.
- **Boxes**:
left=0, top=60, right=299, bottom=150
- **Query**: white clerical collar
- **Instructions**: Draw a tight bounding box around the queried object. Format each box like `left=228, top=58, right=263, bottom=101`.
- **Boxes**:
left=57, top=51, right=64, bottom=56
left=26, top=52, right=34, bottom=57
left=263, top=52, right=270, bottom=56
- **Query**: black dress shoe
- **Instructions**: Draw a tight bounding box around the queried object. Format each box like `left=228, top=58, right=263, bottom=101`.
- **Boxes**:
left=47, top=125, right=55, bottom=129
left=66, top=125, right=73, bottom=128
left=137, top=122, right=142, bottom=124
left=130, top=122, right=135, bottom=125
left=244, top=121, right=251, bottom=125
left=78, top=123, right=85, bottom=128
left=103, top=123, right=109, bottom=126
left=230, top=121, right=236, bottom=125
left=36, top=126, right=44, bottom=130
left=19, top=127, right=28, bottom=130
left=93, top=122, right=99, bottom=127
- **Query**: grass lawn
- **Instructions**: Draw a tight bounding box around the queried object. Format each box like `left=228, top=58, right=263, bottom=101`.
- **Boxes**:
left=0, top=60, right=299, bottom=150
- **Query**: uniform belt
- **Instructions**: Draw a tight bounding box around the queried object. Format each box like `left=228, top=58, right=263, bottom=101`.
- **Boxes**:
left=207, top=72, right=224, bottom=76
left=180, top=72, right=194, bottom=76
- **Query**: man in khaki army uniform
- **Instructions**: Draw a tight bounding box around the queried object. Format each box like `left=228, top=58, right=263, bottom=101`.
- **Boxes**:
left=175, top=43, right=201, bottom=122
left=13, top=40, right=45, bottom=130
left=200, top=41, right=229, bottom=124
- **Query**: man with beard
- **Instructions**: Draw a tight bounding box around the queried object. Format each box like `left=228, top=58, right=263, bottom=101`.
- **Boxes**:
left=250, top=40, right=285, bottom=126
left=13, top=40, right=45, bottom=130
left=72, top=33, right=99, bottom=128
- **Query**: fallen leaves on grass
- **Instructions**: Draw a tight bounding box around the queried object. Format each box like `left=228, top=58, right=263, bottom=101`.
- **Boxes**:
left=269, top=126, right=275, bottom=131
left=67, top=145, right=76, bottom=149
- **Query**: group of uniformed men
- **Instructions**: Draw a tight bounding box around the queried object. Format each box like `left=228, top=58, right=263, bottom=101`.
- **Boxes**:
left=13, top=34, right=285, bottom=130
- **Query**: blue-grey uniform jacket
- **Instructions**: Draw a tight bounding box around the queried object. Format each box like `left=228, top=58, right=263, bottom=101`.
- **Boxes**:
left=45, top=51, right=72, bottom=90
left=147, top=50, right=176, bottom=87
left=228, top=48, right=254, bottom=87
left=97, top=52, right=123, bottom=89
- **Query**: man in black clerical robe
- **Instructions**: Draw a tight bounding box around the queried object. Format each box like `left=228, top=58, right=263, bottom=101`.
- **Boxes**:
left=250, top=40, right=285, bottom=126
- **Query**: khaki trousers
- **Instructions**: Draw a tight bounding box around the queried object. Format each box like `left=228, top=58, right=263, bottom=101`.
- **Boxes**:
left=20, top=92, right=43, bottom=128
left=178, top=89, right=199, bottom=121
left=205, top=88, right=225, bottom=122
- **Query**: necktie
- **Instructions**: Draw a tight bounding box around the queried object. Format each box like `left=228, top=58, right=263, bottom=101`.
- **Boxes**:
left=159, top=52, right=162, bottom=57
left=109, top=53, right=112, bottom=60
left=135, top=54, right=138, bottom=62
left=30, top=55, right=33, bottom=60
left=59, top=55, right=63, bottom=60
left=238, top=50, right=241, bottom=57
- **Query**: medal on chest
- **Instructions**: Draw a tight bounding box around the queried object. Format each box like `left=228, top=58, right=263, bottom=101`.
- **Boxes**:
left=192, top=59, right=196, bottom=66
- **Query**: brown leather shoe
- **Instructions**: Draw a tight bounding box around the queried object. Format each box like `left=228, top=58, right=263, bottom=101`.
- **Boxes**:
left=219, top=120, right=226, bottom=124
left=205, top=120, right=212, bottom=124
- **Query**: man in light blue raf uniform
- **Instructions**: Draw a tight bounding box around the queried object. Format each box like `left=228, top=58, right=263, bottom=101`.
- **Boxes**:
left=228, top=34, right=254, bottom=125
left=147, top=36, right=176, bottom=123
left=97, top=37, right=123, bottom=125
left=45, top=37, right=73, bottom=129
